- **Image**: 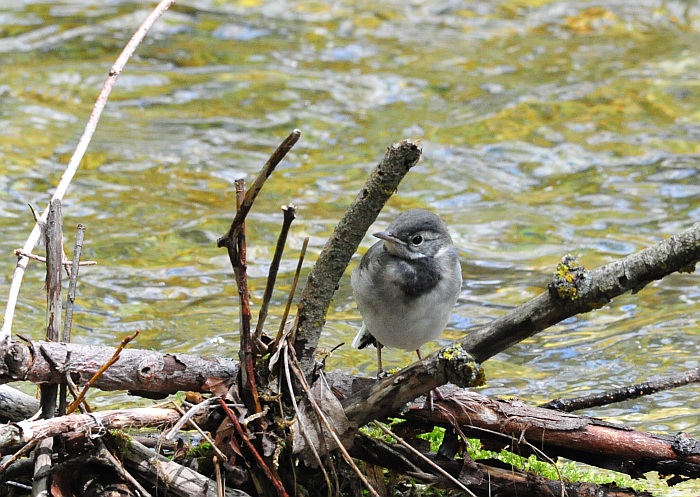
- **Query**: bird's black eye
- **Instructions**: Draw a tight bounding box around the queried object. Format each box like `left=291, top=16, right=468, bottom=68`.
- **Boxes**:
left=411, top=235, right=423, bottom=245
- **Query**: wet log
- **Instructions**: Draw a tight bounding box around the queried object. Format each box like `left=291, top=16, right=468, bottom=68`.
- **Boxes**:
left=404, top=390, right=700, bottom=479
left=352, top=434, right=652, bottom=497
left=0, top=384, right=40, bottom=421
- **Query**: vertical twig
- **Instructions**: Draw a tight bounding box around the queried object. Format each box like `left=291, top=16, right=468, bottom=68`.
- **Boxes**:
left=233, top=180, right=262, bottom=416
left=1, top=0, right=177, bottom=340
left=274, top=237, right=309, bottom=349
left=45, top=200, right=63, bottom=344
left=254, top=204, right=297, bottom=344
left=35, top=199, right=63, bottom=496
left=59, top=224, right=85, bottom=417
left=63, top=224, right=86, bottom=342
left=216, top=131, right=301, bottom=413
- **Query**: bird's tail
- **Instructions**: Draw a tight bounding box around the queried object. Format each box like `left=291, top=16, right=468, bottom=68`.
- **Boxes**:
left=352, top=324, right=377, bottom=349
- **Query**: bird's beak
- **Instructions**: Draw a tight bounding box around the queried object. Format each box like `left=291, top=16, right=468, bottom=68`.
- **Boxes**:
left=373, top=231, right=406, bottom=246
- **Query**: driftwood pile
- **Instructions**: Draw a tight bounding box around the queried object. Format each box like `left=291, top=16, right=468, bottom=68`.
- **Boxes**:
left=1, top=2, right=700, bottom=496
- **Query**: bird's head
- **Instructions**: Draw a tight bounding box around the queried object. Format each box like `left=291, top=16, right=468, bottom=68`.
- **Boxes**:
left=374, top=209, right=453, bottom=260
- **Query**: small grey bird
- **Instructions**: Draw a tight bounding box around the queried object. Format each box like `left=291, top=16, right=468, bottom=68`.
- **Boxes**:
left=351, top=209, right=462, bottom=377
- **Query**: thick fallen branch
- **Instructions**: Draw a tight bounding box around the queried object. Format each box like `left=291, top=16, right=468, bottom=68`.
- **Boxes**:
left=0, top=339, right=238, bottom=395
left=351, top=433, right=651, bottom=497
left=0, top=385, right=40, bottom=422
left=341, top=223, right=700, bottom=427
left=121, top=437, right=252, bottom=497
left=404, top=390, right=700, bottom=479
left=0, top=407, right=181, bottom=452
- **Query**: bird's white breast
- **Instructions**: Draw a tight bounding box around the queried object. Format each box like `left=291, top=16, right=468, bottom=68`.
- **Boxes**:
left=352, top=245, right=462, bottom=351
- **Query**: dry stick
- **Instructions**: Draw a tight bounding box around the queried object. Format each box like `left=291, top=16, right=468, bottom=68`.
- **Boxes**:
left=63, top=223, right=86, bottom=342
left=217, top=398, right=290, bottom=497
left=44, top=200, right=63, bottom=345
left=0, top=439, right=40, bottom=472
left=13, top=249, right=96, bottom=267
left=254, top=204, right=297, bottom=344
left=217, top=129, right=301, bottom=252
left=273, top=237, right=309, bottom=349
left=540, top=366, right=700, bottom=412
left=287, top=348, right=380, bottom=497
left=214, top=455, right=224, bottom=497
left=293, top=140, right=422, bottom=378
left=66, top=330, right=140, bottom=414
left=370, top=421, right=477, bottom=497
left=0, top=0, right=177, bottom=340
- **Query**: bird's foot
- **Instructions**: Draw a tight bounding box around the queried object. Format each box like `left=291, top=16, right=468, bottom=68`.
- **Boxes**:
left=423, top=387, right=444, bottom=411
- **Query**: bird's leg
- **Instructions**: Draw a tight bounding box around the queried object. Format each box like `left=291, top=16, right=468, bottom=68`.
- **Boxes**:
left=416, top=349, right=444, bottom=409
left=376, top=342, right=386, bottom=378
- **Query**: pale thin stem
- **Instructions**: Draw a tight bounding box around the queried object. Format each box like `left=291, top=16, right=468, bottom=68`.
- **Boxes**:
left=1, top=0, right=177, bottom=340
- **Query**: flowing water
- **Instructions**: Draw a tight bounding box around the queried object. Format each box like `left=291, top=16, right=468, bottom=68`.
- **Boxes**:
left=1, top=0, right=699, bottom=493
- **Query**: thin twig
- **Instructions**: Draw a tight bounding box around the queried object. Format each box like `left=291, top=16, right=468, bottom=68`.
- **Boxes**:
left=230, top=180, right=263, bottom=417
left=274, top=237, right=309, bottom=349
left=217, top=129, right=300, bottom=251
left=540, top=366, right=700, bottom=412
left=217, top=398, right=290, bottom=497
left=63, top=224, right=86, bottom=342
left=371, top=420, right=477, bottom=497
left=0, top=439, right=40, bottom=472
left=254, top=204, right=297, bottom=344
left=0, top=0, right=177, bottom=340
left=13, top=249, right=96, bottom=266
left=66, top=330, right=140, bottom=414
left=214, top=455, right=224, bottom=497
